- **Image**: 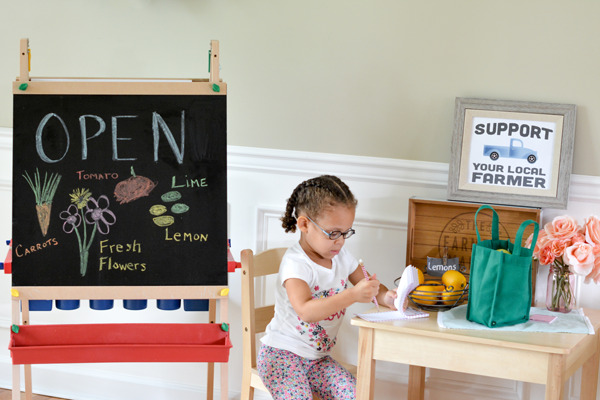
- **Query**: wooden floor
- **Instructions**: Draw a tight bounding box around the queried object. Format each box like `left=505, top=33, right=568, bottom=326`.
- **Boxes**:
left=0, top=389, right=66, bottom=400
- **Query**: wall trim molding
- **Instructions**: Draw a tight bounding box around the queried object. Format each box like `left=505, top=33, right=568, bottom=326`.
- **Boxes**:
left=0, top=127, right=12, bottom=152
left=569, top=173, right=600, bottom=203
left=2, top=129, right=599, bottom=205
left=227, top=144, right=600, bottom=208
left=227, top=145, right=450, bottom=189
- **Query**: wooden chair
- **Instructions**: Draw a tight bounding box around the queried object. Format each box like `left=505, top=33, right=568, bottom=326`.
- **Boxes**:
left=240, top=248, right=356, bottom=400
left=241, top=248, right=286, bottom=400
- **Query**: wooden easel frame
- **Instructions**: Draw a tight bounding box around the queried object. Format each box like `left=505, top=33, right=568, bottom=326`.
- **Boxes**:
left=15, top=39, right=226, bottom=95
left=11, top=39, right=229, bottom=400
left=11, top=286, right=230, bottom=400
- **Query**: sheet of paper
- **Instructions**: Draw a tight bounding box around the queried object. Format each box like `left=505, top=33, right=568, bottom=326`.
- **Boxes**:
left=357, top=308, right=429, bottom=322
left=394, top=265, right=420, bottom=311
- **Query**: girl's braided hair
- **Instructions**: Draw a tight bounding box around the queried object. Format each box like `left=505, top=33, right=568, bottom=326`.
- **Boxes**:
left=281, top=175, right=357, bottom=233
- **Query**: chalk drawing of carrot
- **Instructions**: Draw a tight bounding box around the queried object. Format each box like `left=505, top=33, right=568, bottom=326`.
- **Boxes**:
left=22, top=169, right=62, bottom=236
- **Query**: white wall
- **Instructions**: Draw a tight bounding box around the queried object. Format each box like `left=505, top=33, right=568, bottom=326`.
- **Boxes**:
left=0, top=126, right=599, bottom=399
left=2, top=1, right=600, bottom=177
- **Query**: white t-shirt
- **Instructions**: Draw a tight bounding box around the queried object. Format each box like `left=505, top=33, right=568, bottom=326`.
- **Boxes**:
left=261, top=242, right=358, bottom=360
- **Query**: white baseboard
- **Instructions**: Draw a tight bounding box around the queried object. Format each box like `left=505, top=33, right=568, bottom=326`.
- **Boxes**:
left=0, top=359, right=229, bottom=400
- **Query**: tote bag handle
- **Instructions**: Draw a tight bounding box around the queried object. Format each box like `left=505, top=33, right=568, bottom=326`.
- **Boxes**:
left=474, top=205, right=499, bottom=242
left=474, top=205, right=539, bottom=256
left=512, top=220, right=539, bottom=257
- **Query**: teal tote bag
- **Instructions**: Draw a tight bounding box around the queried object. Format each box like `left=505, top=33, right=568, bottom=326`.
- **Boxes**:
left=466, top=205, right=539, bottom=328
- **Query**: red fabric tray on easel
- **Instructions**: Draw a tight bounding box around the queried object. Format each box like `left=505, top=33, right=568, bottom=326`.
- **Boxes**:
left=9, top=323, right=231, bottom=365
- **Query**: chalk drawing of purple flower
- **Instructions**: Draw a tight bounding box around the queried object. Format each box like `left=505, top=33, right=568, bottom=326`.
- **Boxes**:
left=59, top=204, right=82, bottom=234
left=62, top=190, right=117, bottom=277
left=84, top=195, right=116, bottom=235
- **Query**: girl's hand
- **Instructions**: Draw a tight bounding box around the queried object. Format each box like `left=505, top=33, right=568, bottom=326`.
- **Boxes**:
left=382, top=289, right=398, bottom=310
left=352, top=273, right=380, bottom=303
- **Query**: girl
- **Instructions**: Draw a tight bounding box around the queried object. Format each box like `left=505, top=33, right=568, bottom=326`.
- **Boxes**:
left=258, top=175, right=397, bottom=400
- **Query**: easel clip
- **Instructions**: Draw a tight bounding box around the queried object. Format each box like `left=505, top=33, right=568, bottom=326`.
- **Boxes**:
left=209, top=40, right=220, bottom=83
left=19, top=38, right=30, bottom=84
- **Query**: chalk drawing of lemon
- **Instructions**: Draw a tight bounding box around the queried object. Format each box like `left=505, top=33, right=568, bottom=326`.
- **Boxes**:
left=152, top=215, right=174, bottom=227
left=149, top=204, right=167, bottom=216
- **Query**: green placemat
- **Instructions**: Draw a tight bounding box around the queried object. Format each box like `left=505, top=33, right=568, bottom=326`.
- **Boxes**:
left=438, top=305, right=594, bottom=334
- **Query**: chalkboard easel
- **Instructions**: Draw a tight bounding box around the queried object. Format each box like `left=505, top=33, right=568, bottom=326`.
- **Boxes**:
left=10, top=286, right=231, bottom=400
left=10, top=39, right=231, bottom=400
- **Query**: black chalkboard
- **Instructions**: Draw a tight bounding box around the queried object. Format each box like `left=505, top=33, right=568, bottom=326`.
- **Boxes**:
left=12, top=94, right=227, bottom=286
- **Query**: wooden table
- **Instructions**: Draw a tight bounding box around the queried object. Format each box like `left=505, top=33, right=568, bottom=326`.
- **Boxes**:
left=351, top=308, right=600, bottom=400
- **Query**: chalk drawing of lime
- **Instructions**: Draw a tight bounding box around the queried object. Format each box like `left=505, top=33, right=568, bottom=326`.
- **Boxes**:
left=149, top=204, right=167, bottom=216
left=161, top=191, right=182, bottom=202
left=153, top=215, right=174, bottom=227
left=171, top=203, right=189, bottom=214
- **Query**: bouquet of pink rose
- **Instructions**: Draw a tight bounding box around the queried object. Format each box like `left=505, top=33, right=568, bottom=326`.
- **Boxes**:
left=527, top=215, right=600, bottom=311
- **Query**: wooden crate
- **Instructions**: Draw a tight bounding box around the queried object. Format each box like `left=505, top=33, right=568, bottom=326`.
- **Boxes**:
left=406, top=198, right=541, bottom=299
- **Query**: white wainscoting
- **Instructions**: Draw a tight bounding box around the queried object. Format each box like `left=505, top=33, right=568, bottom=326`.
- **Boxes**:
left=0, top=127, right=599, bottom=399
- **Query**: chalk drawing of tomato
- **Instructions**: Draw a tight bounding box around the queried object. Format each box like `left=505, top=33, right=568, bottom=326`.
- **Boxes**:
left=114, top=166, right=157, bottom=204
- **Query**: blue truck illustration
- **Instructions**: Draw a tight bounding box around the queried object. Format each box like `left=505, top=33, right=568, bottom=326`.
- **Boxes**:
left=483, top=138, right=537, bottom=164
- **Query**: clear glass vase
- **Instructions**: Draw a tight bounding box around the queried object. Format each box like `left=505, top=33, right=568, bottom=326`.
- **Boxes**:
left=546, top=262, right=576, bottom=313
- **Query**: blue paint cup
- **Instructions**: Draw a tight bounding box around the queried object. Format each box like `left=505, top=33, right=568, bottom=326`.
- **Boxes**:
left=28, top=300, right=52, bottom=311
left=183, top=299, right=209, bottom=311
left=123, top=299, right=147, bottom=310
left=56, top=300, right=80, bottom=310
left=157, top=299, right=181, bottom=310
left=89, top=299, right=114, bottom=310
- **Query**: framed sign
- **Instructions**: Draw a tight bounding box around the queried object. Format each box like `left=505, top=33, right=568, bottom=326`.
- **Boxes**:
left=447, top=98, right=576, bottom=209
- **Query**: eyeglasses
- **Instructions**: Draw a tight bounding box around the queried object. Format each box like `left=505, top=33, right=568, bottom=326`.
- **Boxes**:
left=306, top=216, right=355, bottom=240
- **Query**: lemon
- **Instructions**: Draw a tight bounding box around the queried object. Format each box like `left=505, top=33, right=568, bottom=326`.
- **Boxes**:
left=442, top=270, right=466, bottom=291
left=441, top=289, right=462, bottom=305
left=417, top=268, right=425, bottom=284
left=412, top=283, right=443, bottom=305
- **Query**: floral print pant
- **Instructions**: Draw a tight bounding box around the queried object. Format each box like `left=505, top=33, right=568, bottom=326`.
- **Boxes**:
left=257, top=344, right=356, bottom=400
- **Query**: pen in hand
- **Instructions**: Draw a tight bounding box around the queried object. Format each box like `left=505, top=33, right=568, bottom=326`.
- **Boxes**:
left=359, top=259, right=380, bottom=311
